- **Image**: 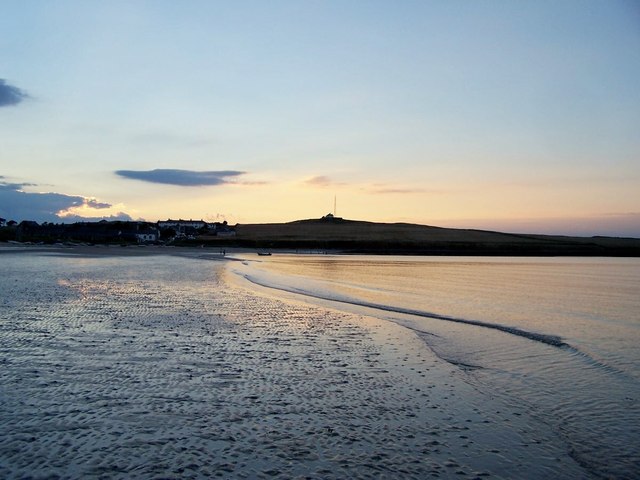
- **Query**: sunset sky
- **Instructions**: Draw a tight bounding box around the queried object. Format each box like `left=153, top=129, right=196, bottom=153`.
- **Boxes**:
left=1, top=1, right=639, bottom=236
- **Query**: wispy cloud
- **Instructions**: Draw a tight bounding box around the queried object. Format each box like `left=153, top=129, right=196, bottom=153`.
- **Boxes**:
left=303, top=175, right=346, bottom=187
left=367, top=184, right=443, bottom=195
left=303, top=176, right=441, bottom=194
left=305, top=176, right=332, bottom=187
left=0, top=178, right=129, bottom=223
left=115, top=169, right=245, bottom=186
left=369, top=187, right=425, bottom=194
left=0, top=180, right=37, bottom=190
left=0, top=79, right=29, bottom=107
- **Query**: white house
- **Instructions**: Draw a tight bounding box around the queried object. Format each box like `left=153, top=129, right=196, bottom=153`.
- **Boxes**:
left=136, top=232, right=158, bottom=243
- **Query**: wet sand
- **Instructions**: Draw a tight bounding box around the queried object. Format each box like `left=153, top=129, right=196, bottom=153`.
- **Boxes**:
left=0, top=247, right=591, bottom=478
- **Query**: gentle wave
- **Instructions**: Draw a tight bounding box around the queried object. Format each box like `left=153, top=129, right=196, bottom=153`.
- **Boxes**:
left=240, top=272, right=568, bottom=347
left=237, top=267, right=633, bottom=380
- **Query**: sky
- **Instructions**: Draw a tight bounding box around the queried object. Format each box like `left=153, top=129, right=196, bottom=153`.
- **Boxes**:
left=1, top=1, right=639, bottom=237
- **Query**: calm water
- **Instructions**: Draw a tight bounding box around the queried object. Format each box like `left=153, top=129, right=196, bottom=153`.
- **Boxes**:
left=233, top=255, right=640, bottom=479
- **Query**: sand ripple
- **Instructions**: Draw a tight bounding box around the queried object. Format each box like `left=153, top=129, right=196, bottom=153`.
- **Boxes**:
left=0, top=253, right=590, bottom=479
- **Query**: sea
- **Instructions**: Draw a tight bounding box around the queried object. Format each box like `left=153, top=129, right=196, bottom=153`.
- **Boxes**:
left=231, top=254, right=640, bottom=479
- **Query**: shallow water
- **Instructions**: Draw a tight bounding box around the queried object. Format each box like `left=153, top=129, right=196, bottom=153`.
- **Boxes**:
left=0, top=250, right=601, bottom=479
left=232, top=254, right=640, bottom=479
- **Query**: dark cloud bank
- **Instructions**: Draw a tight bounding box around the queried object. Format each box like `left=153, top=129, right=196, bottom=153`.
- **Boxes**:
left=0, top=79, right=29, bottom=107
left=116, top=169, right=245, bottom=186
left=0, top=178, right=131, bottom=223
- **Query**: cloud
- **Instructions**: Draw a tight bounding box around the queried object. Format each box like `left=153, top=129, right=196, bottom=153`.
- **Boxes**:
left=85, top=198, right=112, bottom=209
left=0, top=79, right=29, bottom=107
left=237, top=179, right=269, bottom=186
left=369, top=187, right=425, bottom=194
left=367, top=184, right=442, bottom=195
left=59, top=212, right=133, bottom=222
left=115, top=169, right=245, bottom=186
left=0, top=179, right=128, bottom=223
left=0, top=176, right=37, bottom=190
left=305, top=176, right=333, bottom=187
left=303, top=175, right=347, bottom=187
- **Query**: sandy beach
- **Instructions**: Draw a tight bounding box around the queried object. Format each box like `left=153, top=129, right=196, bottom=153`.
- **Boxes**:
left=0, top=247, right=592, bottom=478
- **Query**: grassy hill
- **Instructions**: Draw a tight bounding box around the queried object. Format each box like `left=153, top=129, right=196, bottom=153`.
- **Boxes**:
left=198, top=217, right=640, bottom=256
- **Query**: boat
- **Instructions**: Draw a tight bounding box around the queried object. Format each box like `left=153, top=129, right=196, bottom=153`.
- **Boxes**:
left=257, top=252, right=272, bottom=256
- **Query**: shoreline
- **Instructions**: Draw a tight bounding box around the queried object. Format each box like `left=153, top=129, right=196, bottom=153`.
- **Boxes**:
left=3, top=241, right=640, bottom=259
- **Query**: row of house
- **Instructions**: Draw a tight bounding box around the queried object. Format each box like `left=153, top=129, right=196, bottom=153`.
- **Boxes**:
left=8, top=218, right=235, bottom=244
left=157, top=219, right=236, bottom=238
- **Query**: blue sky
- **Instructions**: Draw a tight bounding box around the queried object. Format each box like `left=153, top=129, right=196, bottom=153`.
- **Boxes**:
left=1, top=1, right=639, bottom=236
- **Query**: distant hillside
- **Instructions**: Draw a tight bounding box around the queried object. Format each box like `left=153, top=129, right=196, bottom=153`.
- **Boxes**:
left=216, top=217, right=640, bottom=256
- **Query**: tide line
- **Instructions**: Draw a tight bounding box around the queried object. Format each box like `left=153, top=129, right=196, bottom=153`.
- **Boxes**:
left=240, top=273, right=568, bottom=348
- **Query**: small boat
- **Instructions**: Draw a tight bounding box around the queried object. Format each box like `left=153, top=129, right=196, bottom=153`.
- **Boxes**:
left=257, top=251, right=272, bottom=256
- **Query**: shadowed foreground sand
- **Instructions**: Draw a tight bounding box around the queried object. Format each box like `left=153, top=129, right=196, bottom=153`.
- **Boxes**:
left=0, top=250, right=590, bottom=479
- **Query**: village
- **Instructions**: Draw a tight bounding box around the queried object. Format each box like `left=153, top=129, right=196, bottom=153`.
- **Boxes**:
left=0, top=218, right=236, bottom=245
